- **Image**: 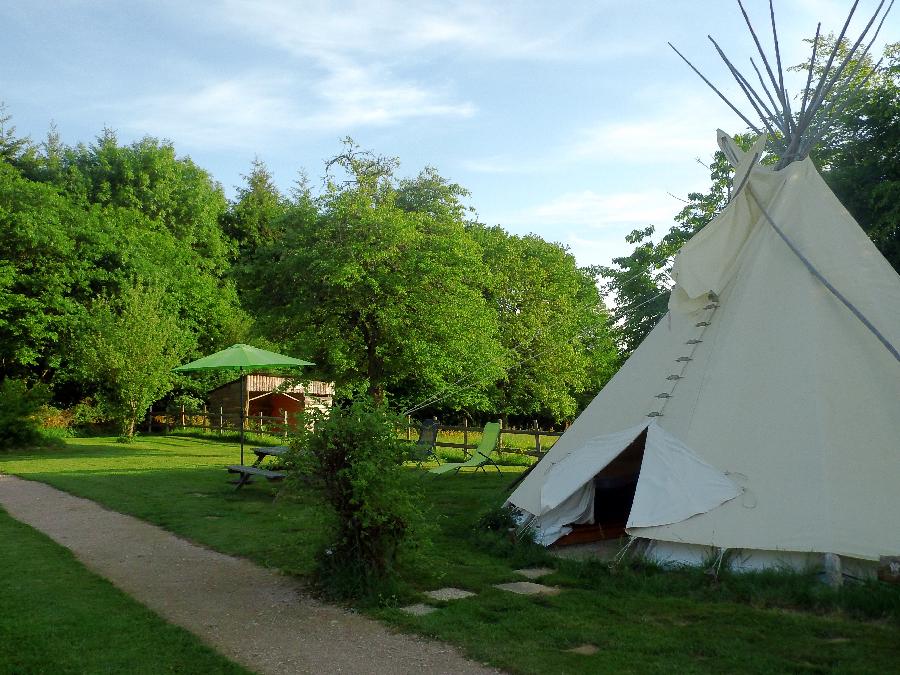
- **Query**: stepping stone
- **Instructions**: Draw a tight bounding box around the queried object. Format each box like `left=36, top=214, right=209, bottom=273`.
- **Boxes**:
left=493, top=581, right=560, bottom=596
left=515, top=567, right=554, bottom=579
left=567, top=644, right=599, bottom=656
left=424, top=587, right=476, bottom=601
left=400, top=603, right=437, bottom=616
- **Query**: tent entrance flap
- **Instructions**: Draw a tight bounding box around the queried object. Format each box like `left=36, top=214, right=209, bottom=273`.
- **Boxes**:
left=555, top=429, right=647, bottom=546
left=531, top=422, right=741, bottom=547
left=626, top=424, right=742, bottom=530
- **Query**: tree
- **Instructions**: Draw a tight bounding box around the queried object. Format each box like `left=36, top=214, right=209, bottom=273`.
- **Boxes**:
left=244, top=141, right=503, bottom=406
left=0, top=378, right=52, bottom=450
left=61, top=131, right=233, bottom=272
left=469, top=225, right=618, bottom=422
left=0, top=155, right=246, bottom=405
left=0, top=158, right=97, bottom=379
left=0, top=103, right=33, bottom=164
left=798, top=39, right=900, bottom=272
left=73, top=283, right=193, bottom=439
left=599, top=142, right=740, bottom=354
left=287, top=398, right=424, bottom=598
left=222, top=157, right=288, bottom=254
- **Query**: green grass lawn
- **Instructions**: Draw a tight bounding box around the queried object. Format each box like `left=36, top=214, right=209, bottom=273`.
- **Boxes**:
left=2, top=435, right=899, bottom=674
left=0, top=505, right=249, bottom=674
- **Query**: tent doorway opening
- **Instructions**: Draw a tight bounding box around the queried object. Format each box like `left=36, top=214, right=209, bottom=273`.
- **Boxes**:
left=554, top=428, right=646, bottom=546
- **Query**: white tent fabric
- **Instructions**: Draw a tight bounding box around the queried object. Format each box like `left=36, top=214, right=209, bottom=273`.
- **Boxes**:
left=534, top=421, right=741, bottom=544
left=508, top=133, right=900, bottom=564
left=627, top=423, right=741, bottom=529
left=539, top=422, right=648, bottom=514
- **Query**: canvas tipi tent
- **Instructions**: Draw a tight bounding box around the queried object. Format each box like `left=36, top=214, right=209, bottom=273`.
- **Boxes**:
left=508, top=3, right=900, bottom=571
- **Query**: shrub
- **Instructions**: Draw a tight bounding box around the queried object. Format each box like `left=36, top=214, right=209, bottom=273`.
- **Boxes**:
left=470, top=504, right=551, bottom=567
left=36, top=404, right=73, bottom=430
left=475, top=503, right=520, bottom=532
left=0, top=378, right=52, bottom=450
left=287, top=398, right=425, bottom=600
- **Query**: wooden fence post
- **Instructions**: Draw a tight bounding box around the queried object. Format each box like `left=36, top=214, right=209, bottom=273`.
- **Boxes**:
left=219, top=407, right=224, bottom=434
left=283, top=410, right=288, bottom=438
left=406, top=415, right=411, bottom=441
left=180, top=405, right=185, bottom=428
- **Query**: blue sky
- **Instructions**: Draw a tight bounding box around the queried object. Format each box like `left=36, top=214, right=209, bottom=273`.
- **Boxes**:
left=2, top=1, right=896, bottom=268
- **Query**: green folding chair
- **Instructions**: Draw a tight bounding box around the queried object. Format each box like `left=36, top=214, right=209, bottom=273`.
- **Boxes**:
left=429, top=421, right=502, bottom=475
left=405, top=418, right=441, bottom=467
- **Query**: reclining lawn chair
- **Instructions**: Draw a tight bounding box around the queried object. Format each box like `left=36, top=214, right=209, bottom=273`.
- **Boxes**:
left=429, top=421, right=502, bottom=475
left=406, top=418, right=441, bottom=467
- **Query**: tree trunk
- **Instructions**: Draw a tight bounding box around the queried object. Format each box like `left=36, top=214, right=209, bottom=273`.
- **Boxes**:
left=122, top=402, right=137, bottom=440
left=361, top=321, right=384, bottom=405
left=368, top=383, right=385, bottom=406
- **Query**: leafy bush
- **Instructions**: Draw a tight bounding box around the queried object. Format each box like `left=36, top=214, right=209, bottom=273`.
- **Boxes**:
left=70, top=399, right=109, bottom=426
left=286, top=398, right=426, bottom=600
left=0, top=378, right=52, bottom=450
left=475, top=504, right=520, bottom=532
left=470, top=504, right=551, bottom=568
left=35, top=405, right=73, bottom=430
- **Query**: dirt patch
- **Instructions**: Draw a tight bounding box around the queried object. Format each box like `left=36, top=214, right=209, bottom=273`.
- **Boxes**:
left=0, top=474, right=498, bottom=675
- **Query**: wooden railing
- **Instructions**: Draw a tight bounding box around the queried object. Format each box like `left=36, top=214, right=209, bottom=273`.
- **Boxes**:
left=405, top=417, right=563, bottom=460
left=145, top=406, right=293, bottom=438
left=145, top=408, right=565, bottom=459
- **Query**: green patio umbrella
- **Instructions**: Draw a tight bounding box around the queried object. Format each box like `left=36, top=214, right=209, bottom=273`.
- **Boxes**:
left=173, top=344, right=314, bottom=464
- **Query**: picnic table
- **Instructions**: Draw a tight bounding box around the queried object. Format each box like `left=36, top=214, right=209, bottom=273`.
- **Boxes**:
left=226, top=446, right=289, bottom=490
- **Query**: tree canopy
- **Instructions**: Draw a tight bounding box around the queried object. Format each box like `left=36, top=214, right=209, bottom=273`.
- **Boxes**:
left=0, top=132, right=246, bottom=414
left=2, top=38, right=898, bottom=431
left=242, top=143, right=505, bottom=408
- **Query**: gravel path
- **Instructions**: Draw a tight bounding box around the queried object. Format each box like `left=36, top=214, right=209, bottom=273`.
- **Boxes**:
left=0, top=474, right=498, bottom=675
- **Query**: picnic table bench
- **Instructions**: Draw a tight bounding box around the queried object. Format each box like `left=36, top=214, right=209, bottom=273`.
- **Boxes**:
left=226, top=445, right=290, bottom=490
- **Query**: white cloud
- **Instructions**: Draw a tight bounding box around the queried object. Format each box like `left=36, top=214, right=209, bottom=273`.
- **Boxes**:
left=123, top=76, right=297, bottom=148
left=120, top=69, right=474, bottom=149
left=510, top=189, right=681, bottom=230
left=216, top=0, right=627, bottom=62
left=463, top=87, right=729, bottom=176
left=308, top=58, right=476, bottom=128
left=122, top=0, right=650, bottom=150
left=459, top=155, right=546, bottom=174
left=480, top=187, right=687, bottom=267
left=569, top=86, right=736, bottom=164
left=563, top=232, right=645, bottom=269
left=569, top=117, right=714, bottom=165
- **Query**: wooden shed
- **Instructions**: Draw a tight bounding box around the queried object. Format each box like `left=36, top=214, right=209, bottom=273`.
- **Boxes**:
left=207, top=375, right=334, bottom=425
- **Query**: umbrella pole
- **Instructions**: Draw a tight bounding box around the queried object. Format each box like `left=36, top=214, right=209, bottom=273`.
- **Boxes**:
left=240, top=368, right=245, bottom=465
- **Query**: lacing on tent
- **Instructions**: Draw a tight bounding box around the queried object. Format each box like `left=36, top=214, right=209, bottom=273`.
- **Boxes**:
left=646, top=293, right=721, bottom=418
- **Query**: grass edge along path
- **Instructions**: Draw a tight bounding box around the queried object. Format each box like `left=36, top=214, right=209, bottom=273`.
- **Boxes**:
left=0, top=473, right=497, bottom=675
left=0, top=504, right=249, bottom=675
left=2, top=436, right=899, bottom=674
